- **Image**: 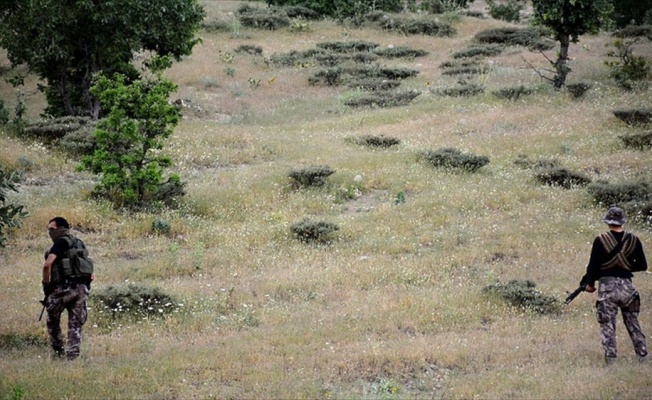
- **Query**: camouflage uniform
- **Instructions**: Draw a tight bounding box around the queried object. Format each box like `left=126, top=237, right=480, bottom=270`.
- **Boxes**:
left=46, top=283, right=89, bottom=360
left=596, top=277, right=647, bottom=361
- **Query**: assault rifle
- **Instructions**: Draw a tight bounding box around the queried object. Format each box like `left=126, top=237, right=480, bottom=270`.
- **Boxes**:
left=564, top=285, right=586, bottom=305
left=38, top=297, right=47, bottom=321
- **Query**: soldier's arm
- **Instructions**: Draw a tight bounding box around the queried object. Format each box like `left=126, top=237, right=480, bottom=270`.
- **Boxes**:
left=43, top=253, right=57, bottom=283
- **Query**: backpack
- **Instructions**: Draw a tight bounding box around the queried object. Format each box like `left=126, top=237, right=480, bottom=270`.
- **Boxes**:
left=51, top=234, right=94, bottom=284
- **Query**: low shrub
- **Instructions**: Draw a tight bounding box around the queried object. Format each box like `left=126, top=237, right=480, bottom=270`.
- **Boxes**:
left=24, top=116, right=96, bottom=145
left=613, top=108, right=652, bottom=126
left=0, top=332, right=47, bottom=350
left=605, top=39, right=651, bottom=90
left=238, top=8, right=290, bottom=30
left=440, top=58, right=483, bottom=69
left=452, top=44, right=503, bottom=59
left=347, top=78, right=401, bottom=91
left=289, top=19, right=312, bottom=32
left=379, top=15, right=456, bottom=37
left=442, top=66, right=485, bottom=76
left=619, top=131, right=652, bottom=150
left=151, top=217, right=171, bottom=235
left=613, top=25, right=652, bottom=39
left=202, top=18, right=232, bottom=33
left=289, top=165, right=335, bottom=187
left=283, top=5, right=321, bottom=20
left=419, top=148, right=489, bottom=172
left=349, top=134, right=401, bottom=148
left=534, top=167, right=592, bottom=189
left=435, top=82, right=485, bottom=97
left=234, top=44, right=263, bottom=55
left=316, top=40, right=379, bottom=53
left=566, top=82, right=592, bottom=98
left=268, top=48, right=325, bottom=67
left=483, top=279, right=561, bottom=315
left=344, top=90, right=420, bottom=108
left=492, top=85, right=534, bottom=101
left=92, top=284, right=178, bottom=321
left=314, top=52, right=378, bottom=67
left=587, top=180, right=652, bottom=205
left=309, top=65, right=419, bottom=86
left=486, top=0, right=524, bottom=22
left=474, top=27, right=555, bottom=51
left=290, top=218, right=339, bottom=243
left=373, top=46, right=428, bottom=58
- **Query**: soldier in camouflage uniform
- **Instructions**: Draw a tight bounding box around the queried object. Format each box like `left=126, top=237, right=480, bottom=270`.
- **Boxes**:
left=42, top=217, right=90, bottom=360
left=581, top=207, right=648, bottom=366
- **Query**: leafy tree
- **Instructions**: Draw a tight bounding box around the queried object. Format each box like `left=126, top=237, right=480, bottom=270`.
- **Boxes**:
left=532, top=0, right=612, bottom=88
left=0, top=0, right=205, bottom=119
left=0, top=167, right=27, bottom=248
left=611, top=0, right=652, bottom=27
left=79, top=60, right=184, bottom=210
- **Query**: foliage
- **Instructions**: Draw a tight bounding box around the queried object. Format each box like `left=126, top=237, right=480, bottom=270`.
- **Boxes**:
left=79, top=69, right=185, bottom=210
left=534, top=167, right=592, bottom=189
left=486, top=0, right=524, bottom=23
left=92, top=284, right=177, bottom=321
left=265, top=0, right=402, bottom=19
left=604, top=39, right=651, bottom=90
left=613, top=25, right=652, bottom=40
left=619, top=131, right=652, bottom=150
left=238, top=7, right=291, bottom=30
left=344, top=90, right=421, bottom=108
left=513, top=154, right=561, bottom=170
left=452, top=44, right=503, bottom=59
left=435, top=82, right=485, bottom=97
left=483, top=280, right=561, bottom=315
left=587, top=180, right=652, bottom=226
left=378, top=15, right=456, bottom=37
left=24, top=116, right=97, bottom=156
left=152, top=218, right=172, bottom=235
left=474, top=27, right=555, bottom=51
left=0, top=168, right=28, bottom=249
left=373, top=46, right=428, bottom=59
left=612, top=108, right=652, bottom=126
left=419, top=0, right=475, bottom=13
left=418, top=148, right=489, bottom=172
left=234, top=45, right=264, bottom=55
left=347, top=78, right=401, bottom=91
left=492, top=85, right=534, bottom=101
left=288, top=165, right=335, bottom=187
left=290, top=218, right=339, bottom=243
left=316, top=40, right=379, bottom=53
left=565, top=82, right=592, bottom=98
left=0, top=333, right=47, bottom=350
left=0, top=98, right=9, bottom=125
left=611, top=0, right=652, bottom=28
left=532, top=0, right=613, bottom=88
left=309, top=65, right=419, bottom=86
left=349, top=135, right=401, bottom=148
left=0, top=0, right=205, bottom=119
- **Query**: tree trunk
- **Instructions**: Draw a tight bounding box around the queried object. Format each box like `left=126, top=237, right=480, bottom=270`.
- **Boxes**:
left=554, top=32, right=571, bottom=89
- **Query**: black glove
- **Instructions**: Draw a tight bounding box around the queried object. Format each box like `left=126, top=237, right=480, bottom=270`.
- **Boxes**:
left=42, top=282, right=55, bottom=297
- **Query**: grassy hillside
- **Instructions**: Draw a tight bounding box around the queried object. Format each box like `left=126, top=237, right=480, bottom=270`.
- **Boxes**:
left=1, top=1, right=651, bottom=398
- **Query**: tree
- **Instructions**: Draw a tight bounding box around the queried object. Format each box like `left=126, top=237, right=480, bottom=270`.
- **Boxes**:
left=0, top=167, right=27, bottom=248
left=532, top=0, right=612, bottom=88
left=611, top=0, right=652, bottom=27
left=0, top=0, right=205, bottom=119
left=79, top=60, right=184, bottom=210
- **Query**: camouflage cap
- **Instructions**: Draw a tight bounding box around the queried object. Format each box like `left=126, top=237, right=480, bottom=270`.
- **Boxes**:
left=602, top=206, right=627, bottom=226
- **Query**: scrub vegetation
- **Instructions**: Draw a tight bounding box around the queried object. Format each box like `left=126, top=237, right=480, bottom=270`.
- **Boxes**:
left=1, top=1, right=652, bottom=399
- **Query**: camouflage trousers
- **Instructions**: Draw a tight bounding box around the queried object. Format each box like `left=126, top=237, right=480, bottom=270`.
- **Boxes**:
left=46, top=283, right=89, bottom=360
left=596, top=277, right=647, bottom=359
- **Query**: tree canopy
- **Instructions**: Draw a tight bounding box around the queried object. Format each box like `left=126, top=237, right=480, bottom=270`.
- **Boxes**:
left=0, top=0, right=205, bottom=119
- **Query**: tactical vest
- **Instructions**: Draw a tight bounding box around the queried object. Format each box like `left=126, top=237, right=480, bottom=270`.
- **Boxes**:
left=598, top=231, right=637, bottom=271
left=50, top=234, right=94, bottom=284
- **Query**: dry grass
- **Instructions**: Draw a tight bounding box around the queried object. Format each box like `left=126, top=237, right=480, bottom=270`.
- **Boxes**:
left=1, top=1, right=652, bottom=398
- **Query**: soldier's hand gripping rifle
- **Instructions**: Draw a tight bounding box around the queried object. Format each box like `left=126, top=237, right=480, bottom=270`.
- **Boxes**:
left=38, top=297, right=47, bottom=321
left=564, top=285, right=586, bottom=305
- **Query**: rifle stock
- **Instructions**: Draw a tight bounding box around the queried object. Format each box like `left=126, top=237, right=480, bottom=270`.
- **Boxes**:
left=38, top=298, right=47, bottom=321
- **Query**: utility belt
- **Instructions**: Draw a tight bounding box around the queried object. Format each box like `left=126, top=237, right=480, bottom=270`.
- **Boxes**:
left=599, top=276, right=631, bottom=284
left=52, top=278, right=91, bottom=288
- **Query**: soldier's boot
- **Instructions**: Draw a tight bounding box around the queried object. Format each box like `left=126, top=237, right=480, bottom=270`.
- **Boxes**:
left=52, top=346, right=65, bottom=360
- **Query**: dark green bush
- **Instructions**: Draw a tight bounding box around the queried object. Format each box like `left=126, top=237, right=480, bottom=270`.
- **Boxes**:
left=234, top=44, right=264, bottom=55
left=613, top=25, right=652, bottom=39
left=268, top=48, right=326, bottom=67
left=379, top=15, right=456, bottom=37
left=283, top=5, right=321, bottom=20
left=613, top=108, right=652, bottom=126
left=152, top=217, right=171, bottom=235
left=201, top=18, right=231, bottom=33
left=435, top=83, right=485, bottom=97
left=349, top=134, right=401, bottom=148
left=316, top=40, right=379, bottom=53
left=474, top=27, right=555, bottom=51
left=0, top=97, right=9, bottom=125
left=289, top=165, right=335, bottom=187
left=314, top=52, right=379, bottom=67
left=419, top=0, right=474, bottom=13
left=486, top=0, right=524, bottom=22
left=238, top=8, right=291, bottom=30
left=290, top=218, right=339, bottom=243
left=0, top=167, right=28, bottom=248
left=92, top=284, right=178, bottom=320
left=452, top=44, right=503, bottom=59
left=442, top=66, right=485, bottom=76
left=345, top=90, right=420, bottom=108
left=534, top=167, right=592, bottom=189
left=566, top=82, right=592, bottom=98
left=492, top=85, right=534, bottom=101
left=0, top=333, right=47, bottom=350
left=587, top=180, right=652, bottom=205
left=619, top=131, right=652, bottom=150
left=483, top=280, right=561, bottom=315
left=605, top=39, right=651, bottom=90
left=347, top=78, right=401, bottom=91
left=419, top=148, right=489, bottom=172
left=24, top=116, right=96, bottom=146
left=309, top=65, right=419, bottom=86
left=373, top=46, right=428, bottom=59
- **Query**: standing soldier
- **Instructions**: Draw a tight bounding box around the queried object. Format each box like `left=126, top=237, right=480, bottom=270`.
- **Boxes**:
left=42, top=217, right=90, bottom=360
left=581, top=207, right=648, bottom=366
